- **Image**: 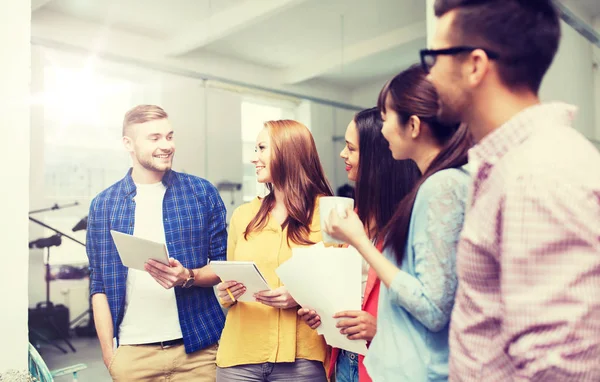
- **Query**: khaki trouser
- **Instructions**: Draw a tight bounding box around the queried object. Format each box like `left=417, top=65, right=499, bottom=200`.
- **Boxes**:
left=108, top=342, right=218, bottom=382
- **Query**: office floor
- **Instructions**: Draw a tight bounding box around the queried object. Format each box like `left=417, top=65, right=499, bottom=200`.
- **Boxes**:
left=40, top=336, right=111, bottom=382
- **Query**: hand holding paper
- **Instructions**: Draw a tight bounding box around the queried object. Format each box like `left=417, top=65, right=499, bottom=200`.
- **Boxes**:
left=298, top=308, right=322, bottom=329
left=145, top=258, right=188, bottom=290
left=211, top=261, right=271, bottom=303
left=334, top=310, right=377, bottom=342
left=255, top=286, right=298, bottom=309
left=276, top=245, right=368, bottom=355
left=299, top=307, right=376, bottom=342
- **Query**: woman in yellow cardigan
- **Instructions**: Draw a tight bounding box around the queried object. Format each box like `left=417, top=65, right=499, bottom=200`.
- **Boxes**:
left=215, top=119, right=333, bottom=382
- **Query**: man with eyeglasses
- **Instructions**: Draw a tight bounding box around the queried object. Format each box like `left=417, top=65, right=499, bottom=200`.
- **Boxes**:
left=425, top=0, right=600, bottom=381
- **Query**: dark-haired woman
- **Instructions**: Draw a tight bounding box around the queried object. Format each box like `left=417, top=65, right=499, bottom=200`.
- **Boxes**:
left=324, top=65, right=472, bottom=381
left=299, top=108, right=421, bottom=382
left=215, top=120, right=333, bottom=382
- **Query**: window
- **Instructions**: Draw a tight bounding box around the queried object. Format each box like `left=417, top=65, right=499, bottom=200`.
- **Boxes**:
left=38, top=66, right=135, bottom=265
left=241, top=100, right=296, bottom=202
left=43, top=67, right=134, bottom=201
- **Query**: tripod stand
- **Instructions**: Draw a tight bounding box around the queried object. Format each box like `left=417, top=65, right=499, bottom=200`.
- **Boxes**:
left=28, top=203, right=87, bottom=353
left=68, top=215, right=96, bottom=337
left=28, top=235, right=77, bottom=353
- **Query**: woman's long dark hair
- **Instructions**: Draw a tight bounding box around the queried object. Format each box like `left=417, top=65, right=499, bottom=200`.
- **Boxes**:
left=353, top=108, right=421, bottom=244
left=378, top=65, right=472, bottom=263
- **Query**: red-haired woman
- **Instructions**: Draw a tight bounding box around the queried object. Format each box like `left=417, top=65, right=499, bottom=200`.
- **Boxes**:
left=215, top=120, right=333, bottom=382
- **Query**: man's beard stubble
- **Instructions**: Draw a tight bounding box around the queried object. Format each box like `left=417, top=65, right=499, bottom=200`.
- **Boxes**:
left=138, top=153, right=173, bottom=173
left=437, top=89, right=469, bottom=126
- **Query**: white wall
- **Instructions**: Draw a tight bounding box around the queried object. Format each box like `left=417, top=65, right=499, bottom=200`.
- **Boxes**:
left=295, top=100, right=312, bottom=128
left=541, top=20, right=596, bottom=140
left=204, top=87, right=244, bottom=221
left=426, top=0, right=436, bottom=47
left=350, top=79, right=387, bottom=110
left=161, top=75, right=207, bottom=178
left=310, top=103, right=336, bottom=190
left=29, top=45, right=48, bottom=312
left=1, top=0, right=30, bottom=374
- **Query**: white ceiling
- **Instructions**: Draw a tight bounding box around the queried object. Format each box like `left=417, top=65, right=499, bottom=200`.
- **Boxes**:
left=45, top=0, right=244, bottom=38
left=572, top=0, right=600, bottom=18
left=37, top=0, right=427, bottom=90
left=35, top=0, right=600, bottom=92
left=320, top=38, right=427, bottom=87
left=202, top=0, right=424, bottom=68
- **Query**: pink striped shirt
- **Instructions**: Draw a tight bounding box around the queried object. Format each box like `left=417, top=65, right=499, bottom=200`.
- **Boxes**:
left=449, top=102, right=600, bottom=381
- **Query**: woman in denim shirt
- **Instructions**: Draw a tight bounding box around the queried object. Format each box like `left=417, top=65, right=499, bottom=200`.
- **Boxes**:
left=324, top=65, right=473, bottom=381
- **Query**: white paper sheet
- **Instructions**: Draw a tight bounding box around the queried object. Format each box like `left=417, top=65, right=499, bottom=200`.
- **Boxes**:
left=276, top=244, right=368, bottom=355
left=210, top=261, right=271, bottom=302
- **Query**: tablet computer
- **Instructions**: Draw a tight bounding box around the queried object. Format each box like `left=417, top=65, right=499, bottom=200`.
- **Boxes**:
left=110, top=230, right=170, bottom=271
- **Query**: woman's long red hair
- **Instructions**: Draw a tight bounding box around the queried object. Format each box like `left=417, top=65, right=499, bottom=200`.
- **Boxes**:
left=244, top=120, right=333, bottom=245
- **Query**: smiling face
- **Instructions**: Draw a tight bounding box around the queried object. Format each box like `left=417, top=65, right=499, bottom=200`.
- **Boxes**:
left=339, top=120, right=360, bottom=182
left=124, top=118, right=175, bottom=176
left=251, top=127, right=272, bottom=183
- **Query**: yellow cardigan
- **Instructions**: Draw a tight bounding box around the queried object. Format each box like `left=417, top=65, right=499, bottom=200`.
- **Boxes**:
left=216, top=196, right=329, bottom=369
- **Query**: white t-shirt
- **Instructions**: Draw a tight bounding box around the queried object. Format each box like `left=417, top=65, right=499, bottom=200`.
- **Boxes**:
left=118, top=181, right=183, bottom=345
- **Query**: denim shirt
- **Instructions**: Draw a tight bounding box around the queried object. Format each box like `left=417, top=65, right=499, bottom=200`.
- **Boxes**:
left=86, top=169, right=227, bottom=354
left=364, top=166, right=470, bottom=381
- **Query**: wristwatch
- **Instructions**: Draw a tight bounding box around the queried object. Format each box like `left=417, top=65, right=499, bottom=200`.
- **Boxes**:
left=181, top=268, right=195, bottom=288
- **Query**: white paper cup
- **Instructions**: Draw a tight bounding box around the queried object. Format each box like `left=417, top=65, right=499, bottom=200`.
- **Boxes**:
left=319, top=196, right=354, bottom=245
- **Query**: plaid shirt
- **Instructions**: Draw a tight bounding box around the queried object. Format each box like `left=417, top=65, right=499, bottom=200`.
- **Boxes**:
left=86, top=169, right=227, bottom=354
left=450, top=103, right=600, bottom=381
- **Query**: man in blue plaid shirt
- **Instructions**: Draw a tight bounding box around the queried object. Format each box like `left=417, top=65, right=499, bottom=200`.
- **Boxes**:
left=86, top=104, right=227, bottom=381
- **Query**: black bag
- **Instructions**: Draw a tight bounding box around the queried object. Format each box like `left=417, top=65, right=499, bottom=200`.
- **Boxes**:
left=28, top=302, right=71, bottom=340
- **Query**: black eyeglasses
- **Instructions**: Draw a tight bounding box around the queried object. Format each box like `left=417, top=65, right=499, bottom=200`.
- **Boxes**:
left=419, top=46, right=500, bottom=73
